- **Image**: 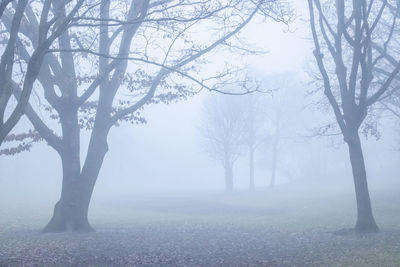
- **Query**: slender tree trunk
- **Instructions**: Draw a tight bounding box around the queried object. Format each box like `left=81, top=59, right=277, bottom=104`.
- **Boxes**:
left=249, top=147, right=255, bottom=191
left=269, top=125, right=279, bottom=190
left=80, top=128, right=110, bottom=221
left=224, top=161, right=233, bottom=193
left=346, top=131, right=379, bottom=232
left=248, top=102, right=255, bottom=192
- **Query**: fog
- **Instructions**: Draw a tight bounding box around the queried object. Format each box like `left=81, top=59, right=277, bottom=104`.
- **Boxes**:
left=1, top=0, right=400, bottom=266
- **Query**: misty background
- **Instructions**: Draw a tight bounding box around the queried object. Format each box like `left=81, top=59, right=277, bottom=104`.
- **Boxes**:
left=0, top=1, right=399, bottom=202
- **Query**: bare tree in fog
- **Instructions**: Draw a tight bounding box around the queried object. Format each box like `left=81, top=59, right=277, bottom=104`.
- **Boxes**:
left=201, top=92, right=282, bottom=192
left=308, top=0, right=400, bottom=232
left=0, top=0, right=84, bottom=145
left=1, top=0, right=291, bottom=232
left=199, top=95, right=247, bottom=192
left=241, top=94, right=269, bottom=191
left=257, top=74, right=301, bottom=189
left=268, top=94, right=283, bottom=189
left=267, top=75, right=302, bottom=189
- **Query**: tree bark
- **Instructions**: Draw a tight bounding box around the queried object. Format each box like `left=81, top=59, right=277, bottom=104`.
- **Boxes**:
left=346, top=131, right=379, bottom=232
left=43, top=140, right=108, bottom=233
left=43, top=108, right=95, bottom=233
left=43, top=156, right=94, bottom=233
left=224, top=161, right=233, bottom=193
left=43, top=179, right=93, bottom=233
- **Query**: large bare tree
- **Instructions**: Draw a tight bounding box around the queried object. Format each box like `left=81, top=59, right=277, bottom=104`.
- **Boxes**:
left=308, top=0, right=400, bottom=232
left=1, top=0, right=290, bottom=232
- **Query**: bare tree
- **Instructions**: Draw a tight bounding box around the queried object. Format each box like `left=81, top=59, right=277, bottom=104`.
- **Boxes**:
left=308, top=0, right=400, bottom=232
left=0, top=0, right=85, bottom=145
left=1, top=0, right=291, bottom=232
left=268, top=96, right=282, bottom=190
left=264, top=74, right=300, bottom=189
left=199, top=94, right=247, bottom=192
left=241, top=93, right=269, bottom=191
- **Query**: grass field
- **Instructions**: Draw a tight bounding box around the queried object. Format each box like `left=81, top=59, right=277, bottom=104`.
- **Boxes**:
left=0, top=180, right=399, bottom=266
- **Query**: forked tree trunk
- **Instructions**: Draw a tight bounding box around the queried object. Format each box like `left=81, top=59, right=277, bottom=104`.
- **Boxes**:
left=224, top=161, right=233, bottom=193
left=43, top=110, right=99, bottom=233
left=43, top=148, right=106, bottom=233
left=346, top=131, right=379, bottom=232
left=43, top=71, right=113, bottom=233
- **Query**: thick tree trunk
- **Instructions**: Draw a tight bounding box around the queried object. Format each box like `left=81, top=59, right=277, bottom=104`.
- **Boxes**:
left=44, top=68, right=113, bottom=233
left=224, top=162, right=233, bottom=193
left=249, top=147, right=255, bottom=191
left=43, top=141, right=108, bottom=233
left=43, top=182, right=93, bottom=232
left=43, top=156, right=94, bottom=233
left=43, top=109, right=96, bottom=233
left=346, top=131, right=379, bottom=232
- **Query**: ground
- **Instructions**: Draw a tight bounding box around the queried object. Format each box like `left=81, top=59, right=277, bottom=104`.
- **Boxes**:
left=0, top=181, right=399, bottom=266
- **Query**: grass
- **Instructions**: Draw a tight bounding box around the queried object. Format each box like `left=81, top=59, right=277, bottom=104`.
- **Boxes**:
left=88, top=181, right=399, bottom=232
left=0, top=180, right=399, bottom=266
